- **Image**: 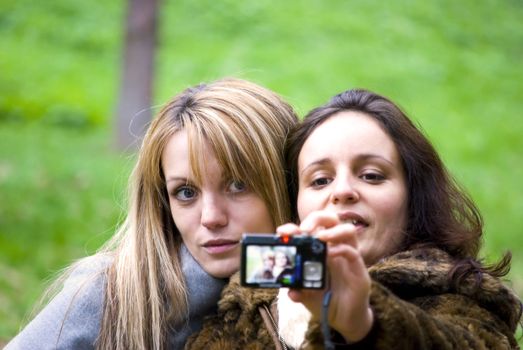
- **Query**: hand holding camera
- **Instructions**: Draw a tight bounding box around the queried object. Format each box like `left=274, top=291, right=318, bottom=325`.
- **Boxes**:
left=278, top=211, right=373, bottom=343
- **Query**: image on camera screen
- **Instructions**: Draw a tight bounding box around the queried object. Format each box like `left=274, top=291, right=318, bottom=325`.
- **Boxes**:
left=245, top=245, right=298, bottom=286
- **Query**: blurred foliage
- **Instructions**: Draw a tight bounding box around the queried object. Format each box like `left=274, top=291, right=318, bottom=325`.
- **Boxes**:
left=1, top=0, right=522, bottom=343
left=0, top=0, right=123, bottom=125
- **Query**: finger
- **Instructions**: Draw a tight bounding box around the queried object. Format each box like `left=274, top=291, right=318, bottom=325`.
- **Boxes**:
left=299, top=210, right=340, bottom=233
left=287, top=288, right=325, bottom=317
left=316, top=223, right=358, bottom=247
left=276, top=223, right=301, bottom=236
left=328, top=244, right=361, bottom=263
left=287, top=288, right=302, bottom=303
left=287, top=288, right=323, bottom=302
left=327, top=245, right=369, bottom=282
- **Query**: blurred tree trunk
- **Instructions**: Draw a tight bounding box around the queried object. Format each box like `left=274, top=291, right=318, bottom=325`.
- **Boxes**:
left=115, top=0, right=159, bottom=151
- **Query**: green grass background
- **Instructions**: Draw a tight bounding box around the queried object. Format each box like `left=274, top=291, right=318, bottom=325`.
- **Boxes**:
left=1, top=0, right=522, bottom=343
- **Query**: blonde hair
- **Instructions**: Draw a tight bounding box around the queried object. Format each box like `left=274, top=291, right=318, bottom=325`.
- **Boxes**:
left=96, top=78, right=298, bottom=349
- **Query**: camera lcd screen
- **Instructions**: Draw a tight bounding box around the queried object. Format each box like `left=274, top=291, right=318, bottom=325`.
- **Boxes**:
left=245, top=245, right=298, bottom=286
left=240, top=233, right=326, bottom=289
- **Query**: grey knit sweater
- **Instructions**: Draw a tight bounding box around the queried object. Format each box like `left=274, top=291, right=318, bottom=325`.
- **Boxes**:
left=5, top=245, right=227, bottom=349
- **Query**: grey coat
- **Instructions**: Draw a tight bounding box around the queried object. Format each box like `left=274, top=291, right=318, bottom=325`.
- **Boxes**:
left=6, top=245, right=226, bottom=350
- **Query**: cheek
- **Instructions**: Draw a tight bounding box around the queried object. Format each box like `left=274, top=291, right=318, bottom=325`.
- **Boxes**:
left=377, top=190, right=408, bottom=229
left=380, top=200, right=403, bottom=218
left=297, top=187, right=329, bottom=220
left=237, top=198, right=274, bottom=232
left=296, top=191, right=311, bottom=221
left=169, top=206, right=196, bottom=241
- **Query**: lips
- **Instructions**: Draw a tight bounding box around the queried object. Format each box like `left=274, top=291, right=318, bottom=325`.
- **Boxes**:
left=337, top=211, right=369, bottom=228
left=202, top=239, right=239, bottom=254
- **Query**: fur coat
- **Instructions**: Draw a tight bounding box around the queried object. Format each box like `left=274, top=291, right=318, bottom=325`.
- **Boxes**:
left=185, top=248, right=522, bottom=349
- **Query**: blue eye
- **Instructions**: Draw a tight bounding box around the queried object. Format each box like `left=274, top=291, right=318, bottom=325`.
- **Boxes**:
left=174, top=186, right=197, bottom=201
left=228, top=180, right=247, bottom=193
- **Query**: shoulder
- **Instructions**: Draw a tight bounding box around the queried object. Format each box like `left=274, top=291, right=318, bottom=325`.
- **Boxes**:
left=5, top=254, right=113, bottom=350
left=369, top=248, right=453, bottom=293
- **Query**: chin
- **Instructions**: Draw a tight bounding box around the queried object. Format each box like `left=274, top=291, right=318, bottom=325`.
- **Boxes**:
left=206, top=262, right=238, bottom=279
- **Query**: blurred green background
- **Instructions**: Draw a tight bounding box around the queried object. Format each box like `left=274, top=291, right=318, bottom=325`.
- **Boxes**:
left=1, top=0, right=522, bottom=344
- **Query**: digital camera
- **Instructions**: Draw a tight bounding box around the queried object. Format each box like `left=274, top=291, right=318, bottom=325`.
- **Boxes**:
left=240, top=233, right=326, bottom=289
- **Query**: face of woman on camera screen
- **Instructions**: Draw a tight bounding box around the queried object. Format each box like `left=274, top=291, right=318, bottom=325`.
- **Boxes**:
left=297, top=111, right=408, bottom=265
left=163, top=130, right=274, bottom=278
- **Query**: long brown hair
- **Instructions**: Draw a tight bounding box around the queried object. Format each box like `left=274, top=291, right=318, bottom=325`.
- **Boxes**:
left=286, top=88, right=510, bottom=282
left=96, top=78, right=298, bottom=349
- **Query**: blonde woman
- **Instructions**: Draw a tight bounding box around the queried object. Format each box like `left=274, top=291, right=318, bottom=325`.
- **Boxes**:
left=6, top=78, right=298, bottom=349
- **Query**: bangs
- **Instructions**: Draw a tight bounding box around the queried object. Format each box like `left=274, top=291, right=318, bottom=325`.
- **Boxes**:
left=183, top=112, right=261, bottom=191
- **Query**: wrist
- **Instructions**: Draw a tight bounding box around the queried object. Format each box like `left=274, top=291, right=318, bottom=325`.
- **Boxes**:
left=338, top=307, right=374, bottom=344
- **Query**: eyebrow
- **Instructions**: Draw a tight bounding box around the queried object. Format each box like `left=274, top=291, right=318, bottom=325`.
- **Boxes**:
left=358, top=153, right=395, bottom=166
left=165, top=176, right=189, bottom=184
left=299, top=153, right=395, bottom=176
left=299, top=158, right=331, bottom=177
left=165, top=173, right=230, bottom=186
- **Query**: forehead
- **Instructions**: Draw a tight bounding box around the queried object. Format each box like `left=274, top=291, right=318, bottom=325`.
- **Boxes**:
left=162, top=129, right=221, bottom=181
left=298, top=111, right=399, bottom=168
left=162, top=129, right=190, bottom=165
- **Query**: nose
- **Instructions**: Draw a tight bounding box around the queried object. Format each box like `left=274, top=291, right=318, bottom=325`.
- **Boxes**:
left=330, top=176, right=359, bottom=204
left=200, top=194, right=228, bottom=229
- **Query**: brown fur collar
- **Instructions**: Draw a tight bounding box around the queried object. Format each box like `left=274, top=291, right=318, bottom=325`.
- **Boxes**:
left=185, top=273, right=278, bottom=350
left=186, top=248, right=522, bottom=349
left=369, top=248, right=522, bottom=332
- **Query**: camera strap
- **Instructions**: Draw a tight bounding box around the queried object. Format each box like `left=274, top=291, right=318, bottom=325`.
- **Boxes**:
left=260, top=304, right=290, bottom=350
left=321, top=290, right=335, bottom=350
